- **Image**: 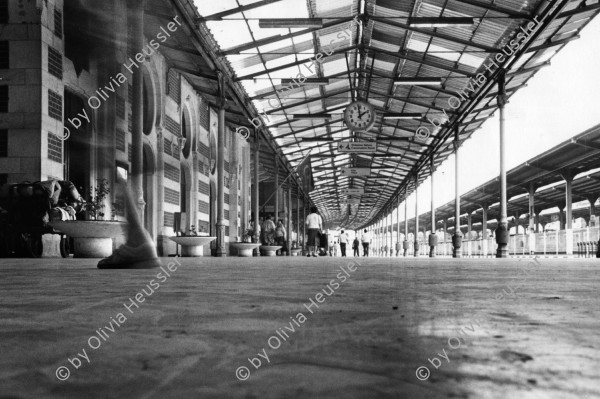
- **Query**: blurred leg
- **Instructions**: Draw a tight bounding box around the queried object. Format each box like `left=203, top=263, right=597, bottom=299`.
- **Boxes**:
left=97, top=178, right=160, bottom=269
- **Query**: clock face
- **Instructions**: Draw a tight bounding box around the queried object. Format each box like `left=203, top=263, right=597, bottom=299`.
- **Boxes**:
left=344, top=100, right=376, bottom=132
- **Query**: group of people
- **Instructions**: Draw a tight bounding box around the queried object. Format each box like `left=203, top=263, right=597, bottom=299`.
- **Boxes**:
left=305, top=206, right=374, bottom=257
left=259, top=215, right=288, bottom=255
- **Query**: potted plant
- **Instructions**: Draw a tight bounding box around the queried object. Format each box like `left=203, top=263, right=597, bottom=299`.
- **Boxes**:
left=243, top=228, right=255, bottom=243
left=84, top=179, right=110, bottom=221
left=260, top=230, right=281, bottom=256
left=290, top=240, right=302, bottom=256
left=111, top=200, right=123, bottom=221
left=231, top=227, right=261, bottom=257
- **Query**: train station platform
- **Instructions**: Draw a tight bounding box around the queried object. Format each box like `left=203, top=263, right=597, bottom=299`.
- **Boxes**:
left=1, top=256, right=598, bottom=398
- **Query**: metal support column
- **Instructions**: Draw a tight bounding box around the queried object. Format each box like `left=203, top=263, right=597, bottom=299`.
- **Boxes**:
left=296, top=193, right=300, bottom=251
left=453, top=126, right=462, bottom=258
left=287, top=184, right=292, bottom=256
left=563, top=171, right=573, bottom=229
left=467, top=213, right=472, bottom=257
left=496, top=72, right=509, bottom=258
left=482, top=206, right=488, bottom=257
left=274, top=160, right=279, bottom=222
left=404, top=196, right=409, bottom=257
left=414, top=174, right=419, bottom=257
left=396, top=197, right=401, bottom=256
left=528, top=183, right=536, bottom=232
left=215, top=73, right=227, bottom=257
left=429, top=155, right=437, bottom=257
left=253, top=131, right=261, bottom=256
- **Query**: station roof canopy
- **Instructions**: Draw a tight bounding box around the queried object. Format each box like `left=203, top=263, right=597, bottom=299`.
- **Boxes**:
left=189, top=0, right=600, bottom=229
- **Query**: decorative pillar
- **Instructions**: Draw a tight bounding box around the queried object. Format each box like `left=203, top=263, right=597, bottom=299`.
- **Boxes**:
left=129, top=0, right=147, bottom=218
left=496, top=72, right=509, bottom=258
left=452, top=126, right=463, bottom=258
left=429, top=155, right=437, bottom=257
left=215, top=73, right=227, bottom=257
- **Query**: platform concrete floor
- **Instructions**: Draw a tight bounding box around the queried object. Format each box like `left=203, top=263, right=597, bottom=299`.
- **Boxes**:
left=0, top=256, right=599, bottom=399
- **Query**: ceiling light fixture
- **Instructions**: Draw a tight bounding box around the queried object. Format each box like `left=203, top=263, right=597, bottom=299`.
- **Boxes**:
left=300, top=137, right=335, bottom=142
left=407, top=17, right=474, bottom=28
left=259, top=18, right=324, bottom=29
left=281, top=78, right=330, bottom=85
left=393, top=77, right=442, bottom=85
left=293, top=114, right=333, bottom=120
left=383, top=113, right=423, bottom=120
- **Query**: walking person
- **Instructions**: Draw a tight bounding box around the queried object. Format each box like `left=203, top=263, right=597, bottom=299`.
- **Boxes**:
left=339, top=230, right=348, bottom=257
left=352, top=236, right=360, bottom=257
left=305, top=206, right=323, bottom=257
left=361, top=229, right=371, bottom=257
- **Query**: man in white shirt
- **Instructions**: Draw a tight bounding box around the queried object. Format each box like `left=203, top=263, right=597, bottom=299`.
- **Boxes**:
left=339, top=230, right=348, bottom=257
left=305, top=206, right=323, bottom=257
left=361, top=229, right=372, bottom=257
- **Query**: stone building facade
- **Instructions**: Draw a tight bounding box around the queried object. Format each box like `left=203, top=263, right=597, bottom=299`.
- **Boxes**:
left=0, top=0, right=253, bottom=255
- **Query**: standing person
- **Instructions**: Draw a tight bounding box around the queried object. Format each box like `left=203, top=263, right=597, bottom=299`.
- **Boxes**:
left=275, top=219, right=286, bottom=255
left=305, top=206, right=322, bottom=257
left=352, top=236, right=360, bottom=257
left=261, top=215, right=275, bottom=245
left=339, top=230, right=348, bottom=257
left=361, top=229, right=371, bottom=257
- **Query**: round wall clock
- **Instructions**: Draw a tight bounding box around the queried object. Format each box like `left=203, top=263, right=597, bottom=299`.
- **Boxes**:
left=344, top=100, right=376, bottom=132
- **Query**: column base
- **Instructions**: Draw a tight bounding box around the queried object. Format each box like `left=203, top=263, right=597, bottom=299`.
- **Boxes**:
left=496, top=245, right=509, bottom=258
left=429, top=246, right=436, bottom=257
left=215, top=223, right=227, bottom=257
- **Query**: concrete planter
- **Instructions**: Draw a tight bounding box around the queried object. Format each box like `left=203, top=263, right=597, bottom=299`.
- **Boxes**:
left=291, top=248, right=302, bottom=256
left=260, top=245, right=282, bottom=256
left=50, top=221, right=126, bottom=258
left=231, top=243, right=261, bottom=257
left=169, top=236, right=216, bottom=257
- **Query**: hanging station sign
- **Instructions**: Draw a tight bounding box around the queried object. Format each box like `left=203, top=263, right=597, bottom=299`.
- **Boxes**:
left=340, top=188, right=365, bottom=195
left=339, top=167, right=371, bottom=177
left=337, top=141, right=377, bottom=153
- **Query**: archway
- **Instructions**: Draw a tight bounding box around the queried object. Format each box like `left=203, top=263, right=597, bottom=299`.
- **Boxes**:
left=181, top=107, right=192, bottom=159
left=142, top=68, right=156, bottom=136
left=179, top=163, right=193, bottom=233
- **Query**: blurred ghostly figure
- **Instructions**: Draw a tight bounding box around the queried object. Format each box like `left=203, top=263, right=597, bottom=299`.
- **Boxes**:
left=97, top=176, right=160, bottom=269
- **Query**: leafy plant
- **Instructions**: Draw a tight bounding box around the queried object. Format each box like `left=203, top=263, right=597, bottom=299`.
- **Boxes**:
left=111, top=200, right=123, bottom=220
left=84, top=179, right=110, bottom=220
left=244, top=228, right=255, bottom=243
left=264, top=230, right=275, bottom=246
